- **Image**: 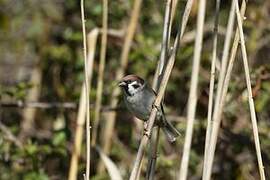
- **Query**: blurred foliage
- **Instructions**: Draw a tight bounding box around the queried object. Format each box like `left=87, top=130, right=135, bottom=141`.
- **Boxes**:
left=0, top=0, right=270, bottom=179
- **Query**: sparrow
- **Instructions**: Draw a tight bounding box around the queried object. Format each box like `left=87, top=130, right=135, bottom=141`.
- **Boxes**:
left=118, top=74, right=180, bottom=142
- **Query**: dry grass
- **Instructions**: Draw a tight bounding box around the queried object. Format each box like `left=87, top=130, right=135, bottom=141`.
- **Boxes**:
left=98, top=0, right=143, bottom=173
left=203, top=1, right=247, bottom=179
left=129, top=0, right=194, bottom=179
left=146, top=1, right=173, bottom=179
left=202, top=0, right=220, bottom=178
left=92, top=0, right=108, bottom=147
left=80, top=0, right=91, bottom=179
left=68, top=29, right=98, bottom=180
left=234, top=0, right=265, bottom=178
left=76, top=1, right=266, bottom=179
left=178, top=0, right=206, bottom=179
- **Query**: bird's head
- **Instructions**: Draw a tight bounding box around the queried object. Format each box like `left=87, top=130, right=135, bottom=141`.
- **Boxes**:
left=118, top=74, right=145, bottom=96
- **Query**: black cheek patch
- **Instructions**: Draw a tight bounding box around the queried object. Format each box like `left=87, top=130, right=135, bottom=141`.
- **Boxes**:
left=123, top=85, right=131, bottom=96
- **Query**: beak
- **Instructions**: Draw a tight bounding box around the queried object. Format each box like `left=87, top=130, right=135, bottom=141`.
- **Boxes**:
left=118, top=81, right=126, bottom=87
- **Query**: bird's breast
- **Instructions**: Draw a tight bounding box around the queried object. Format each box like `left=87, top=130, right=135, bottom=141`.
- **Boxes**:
left=125, top=91, right=153, bottom=121
left=124, top=90, right=164, bottom=123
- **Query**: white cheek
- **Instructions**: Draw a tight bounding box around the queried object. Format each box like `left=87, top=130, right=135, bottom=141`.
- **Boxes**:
left=128, top=84, right=137, bottom=95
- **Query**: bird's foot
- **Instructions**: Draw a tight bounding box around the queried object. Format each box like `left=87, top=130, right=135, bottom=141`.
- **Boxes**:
left=143, top=129, right=151, bottom=139
left=152, top=103, right=162, bottom=112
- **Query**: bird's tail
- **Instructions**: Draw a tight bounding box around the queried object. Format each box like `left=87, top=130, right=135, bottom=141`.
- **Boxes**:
left=161, top=119, right=180, bottom=143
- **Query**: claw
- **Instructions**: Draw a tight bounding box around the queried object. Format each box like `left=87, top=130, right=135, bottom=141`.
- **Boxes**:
left=143, top=130, right=151, bottom=139
left=152, top=103, right=160, bottom=111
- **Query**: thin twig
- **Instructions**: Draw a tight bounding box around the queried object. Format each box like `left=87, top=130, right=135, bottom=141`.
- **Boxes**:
left=170, top=0, right=178, bottom=35
left=178, top=0, right=206, bottom=179
left=98, top=0, right=142, bottom=173
left=92, top=0, right=108, bottom=146
left=203, top=1, right=247, bottom=179
left=80, top=0, right=91, bottom=179
left=202, top=0, right=220, bottom=178
left=158, top=0, right=173, bottom=76
left=68, top=29, right=98, bottom=180
left=146, top=127, right=160, bottom=180
left=203, top=3, right=236, bottom=176
left=234, top=0, right=265, bottom=178
left=1, top=101, right=77, bottom=109
left=129, top=0, right=193, bottom=178
left=147, top=1, right=174, bottom=179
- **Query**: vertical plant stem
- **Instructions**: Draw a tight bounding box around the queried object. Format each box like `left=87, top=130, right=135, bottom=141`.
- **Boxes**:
left=234, top=0, right=265, bottom=179
left=80, top=0, right=91, bottom=179
left=170, top=0, right=178, bottom=33
left=129, top=45, right=173, bottom=180
left=203, top=2, right=235, bottom=177
left=146, top=127, right=160, bottom=180
left=202, top=0, right=220, bottom=178
left=158, top=0, right=172, bottom=75
left=130, top=0, right=193, bottom=179
left=179, top=0, right=194, bottom=40
left=203, top=1, right=247, bottom=179
left=98, top=0, right=142, bottom=172
left=68, top=29, right=98, bottom=180
left=147, top=1, right=174, bottom=178
left=178, top=0, right=206, bottom=179
left=92, top=0, right=108, bottom=146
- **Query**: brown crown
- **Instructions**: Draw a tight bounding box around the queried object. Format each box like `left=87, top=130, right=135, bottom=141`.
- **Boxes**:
left=120, top=74, right=145, bottom=84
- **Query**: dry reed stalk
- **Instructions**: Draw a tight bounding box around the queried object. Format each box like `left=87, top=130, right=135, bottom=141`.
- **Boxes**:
left=98, top=0, right=142, bottom=172
left=167, top=0, right=177, bottom=49
left=203, top=1, right=246, bottom=179
left=202, top=0, right=220, bottom=177
left=130, top=0, right=194, bottom=179
left=146, top=127, right=160, bottom=180
left=170, top=0, right=178, bottom=29
left=233, top=0, right=265, bottom=178
left=136, top=157, right=144, bottom=180
left=68, top=29, right=98, bottom=180
left=92, top=0, right=108, bottom=146
left=80, top=0, right=91, bottom=179
left=178, top=0, right=206, bottom=179
left=146, top=1, right=174, bottom=179
left=158, top=0, right=173, bottom=76
left=202, top=2, right=235, bottom=177
left=179, top=0, right=194, bottom=40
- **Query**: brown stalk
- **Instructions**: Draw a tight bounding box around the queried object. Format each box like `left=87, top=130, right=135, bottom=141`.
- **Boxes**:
left=178, top=0, right=206, bottom=179
left=202, top=0, right=220, bottom=177
left=68, top=29, right=98, bottom=180
left=92, top=0, right=108, bottom=146
left=233, top=0, right=265, bottom=178
left=98, top=0, right=142, bottom=173
left=146, top=1, right=174, bottom=179
left=203, top=1, right=246, bottom=179
left=203, top=2, right=235, bottom=177
left=80, top=0, right=91, bottom=179
left=129, top=0, right=194, bottom=178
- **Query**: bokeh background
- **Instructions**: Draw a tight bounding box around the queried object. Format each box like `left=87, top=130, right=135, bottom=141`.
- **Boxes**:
left=0, top=0, right=270, bottom=179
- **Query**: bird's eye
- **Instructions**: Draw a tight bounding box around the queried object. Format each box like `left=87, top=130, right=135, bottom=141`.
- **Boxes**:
left=132, top=84, right=140, bottom=89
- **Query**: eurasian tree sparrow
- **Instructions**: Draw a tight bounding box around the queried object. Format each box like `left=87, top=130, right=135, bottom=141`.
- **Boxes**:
left=119, top=74, right=180, bottom=142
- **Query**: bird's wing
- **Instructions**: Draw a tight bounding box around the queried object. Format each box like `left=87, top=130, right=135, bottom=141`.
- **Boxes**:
left=151, top=88, right=166, bottom=120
